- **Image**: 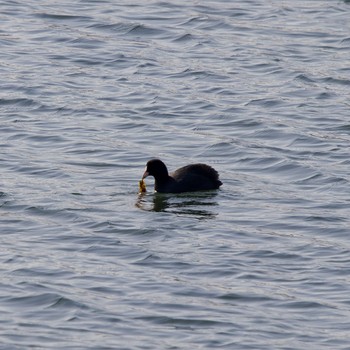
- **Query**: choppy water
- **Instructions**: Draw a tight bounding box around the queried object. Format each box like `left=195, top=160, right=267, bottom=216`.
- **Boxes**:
left=1, top=0, right=350, bottom=349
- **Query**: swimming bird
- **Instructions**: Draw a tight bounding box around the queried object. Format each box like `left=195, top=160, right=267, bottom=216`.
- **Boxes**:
left=142, top=159, right=222, bottom=193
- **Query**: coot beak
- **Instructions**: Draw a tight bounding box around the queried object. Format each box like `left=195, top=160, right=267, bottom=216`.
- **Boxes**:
left=142, top=170, right=149, bottom=179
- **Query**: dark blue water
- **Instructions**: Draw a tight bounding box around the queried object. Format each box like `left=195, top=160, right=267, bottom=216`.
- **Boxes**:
left=1, top=1, right=350, bottom=348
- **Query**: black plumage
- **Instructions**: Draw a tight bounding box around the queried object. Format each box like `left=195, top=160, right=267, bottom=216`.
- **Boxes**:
left=142, top=159, right=222, bottom=193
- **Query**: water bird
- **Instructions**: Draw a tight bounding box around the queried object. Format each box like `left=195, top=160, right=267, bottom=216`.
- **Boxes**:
left=142, top=159, right=222, bottom=193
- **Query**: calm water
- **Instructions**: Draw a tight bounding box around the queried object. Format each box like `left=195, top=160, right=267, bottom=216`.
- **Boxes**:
left=1, top=0, right=350, bottom=349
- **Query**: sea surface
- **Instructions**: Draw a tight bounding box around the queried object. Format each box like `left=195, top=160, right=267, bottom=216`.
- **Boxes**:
left=1, top=0, right=350, bottom=349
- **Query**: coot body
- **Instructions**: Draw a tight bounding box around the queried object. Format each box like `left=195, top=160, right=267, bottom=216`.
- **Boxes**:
left=142, top=159, right=222, bottom=193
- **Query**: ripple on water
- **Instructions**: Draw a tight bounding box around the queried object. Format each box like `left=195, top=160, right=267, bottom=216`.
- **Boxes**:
left=1, top=0, right=350, bottom=349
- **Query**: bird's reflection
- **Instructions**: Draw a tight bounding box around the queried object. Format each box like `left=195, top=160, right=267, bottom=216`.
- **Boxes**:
left=135, top=191, right=219, bottom=219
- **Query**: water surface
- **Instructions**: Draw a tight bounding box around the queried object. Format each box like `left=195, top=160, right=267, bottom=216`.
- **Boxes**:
left=1, top=0, right=350, bottom=349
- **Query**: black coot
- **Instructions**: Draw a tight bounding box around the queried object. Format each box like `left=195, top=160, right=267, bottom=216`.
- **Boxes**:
left=142, top=159, right=222, bottom=193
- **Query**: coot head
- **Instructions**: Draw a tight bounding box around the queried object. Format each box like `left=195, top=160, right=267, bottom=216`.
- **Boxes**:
left=142, top=159, right=169, bottom=182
